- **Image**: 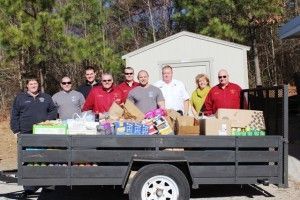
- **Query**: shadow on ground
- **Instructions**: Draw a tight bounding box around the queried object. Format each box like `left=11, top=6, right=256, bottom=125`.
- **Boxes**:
left=191, top=184, right=274, bottom=199
left=0, top=184, right=276, bottom=200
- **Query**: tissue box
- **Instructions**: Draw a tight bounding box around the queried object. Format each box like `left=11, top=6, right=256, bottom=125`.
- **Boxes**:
left=33, top=124, right=67, bottom=135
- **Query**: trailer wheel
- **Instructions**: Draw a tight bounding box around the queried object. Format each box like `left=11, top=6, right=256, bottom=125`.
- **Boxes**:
left=129, top=164, right=190, bottom=200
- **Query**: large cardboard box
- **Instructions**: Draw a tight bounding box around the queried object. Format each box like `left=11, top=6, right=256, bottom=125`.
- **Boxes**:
left=177, top=126, right=200, bottom=135
left=216, top=109, right=265, bottom=130
left=175, top=116, right=199, bottom=135
left=123, top=100, right=145, bottom=121
left=200, top=119, right=231, bottom=136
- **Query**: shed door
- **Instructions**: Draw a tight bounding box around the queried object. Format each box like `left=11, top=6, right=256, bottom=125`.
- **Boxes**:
left=160, top=61, right=211, bottom=96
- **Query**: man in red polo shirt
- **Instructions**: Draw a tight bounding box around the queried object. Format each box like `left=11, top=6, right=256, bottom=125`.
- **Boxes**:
left=203, top=69, right=242, bottom=115
left=117, top=67, right=139, bottom=100
left=83, top=73, right=123, bottom=114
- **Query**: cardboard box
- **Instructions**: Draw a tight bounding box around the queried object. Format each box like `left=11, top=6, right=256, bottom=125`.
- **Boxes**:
left=177, top=126, right=200, bottom=135
left=175, top=116, right=199, bottom=135
left=216, top=109, right=265, bottom=130
left=200, top=119, right=231, bottom=136
left=33, top=124, right=67, bottom=135
left=166, top=109, right=181, bottom=130
left=123, top=100, right=145, bottom=121
left=176, top=116, right=194, bottom=126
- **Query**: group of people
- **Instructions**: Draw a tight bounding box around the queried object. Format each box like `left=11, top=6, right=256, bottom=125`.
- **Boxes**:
left=9, top=65, right=242, bottom=197
left=10, top=65, right=243, bottom=135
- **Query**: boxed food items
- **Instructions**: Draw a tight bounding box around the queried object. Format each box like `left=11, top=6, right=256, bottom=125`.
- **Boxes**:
left=153, top=116, right=174, bottom=135
left=216, top=108, right=265, bottom=130
left=33, top=121, right=67, bottom=134
left=230, top=126, right=266, bottom=136
left=200, top=119, right=231, bottom=136
left=175, top=116, right=200, bottom=135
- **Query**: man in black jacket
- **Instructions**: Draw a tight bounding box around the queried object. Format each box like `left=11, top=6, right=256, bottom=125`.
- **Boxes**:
left=10, top=78, right=57, bottom=197
left=77, top=66, right=100, bottom=98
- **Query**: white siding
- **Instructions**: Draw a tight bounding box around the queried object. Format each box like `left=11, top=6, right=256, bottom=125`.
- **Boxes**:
left=124, top=33, right=249, bottom=94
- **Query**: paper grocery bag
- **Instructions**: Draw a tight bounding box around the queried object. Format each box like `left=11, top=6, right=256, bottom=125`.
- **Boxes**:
left=108, top=102, right=124, bottom=119
left=123, top=100, right=145, bottom=121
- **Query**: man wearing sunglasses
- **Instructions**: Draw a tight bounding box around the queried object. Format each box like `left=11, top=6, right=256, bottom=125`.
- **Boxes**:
left=82, top=73, right=123, bottom=114
left=117, top=67, right=140, bottom=99
left=52, top=76, right=85, bottom=120
left=203, top=69, right=242, bottom=115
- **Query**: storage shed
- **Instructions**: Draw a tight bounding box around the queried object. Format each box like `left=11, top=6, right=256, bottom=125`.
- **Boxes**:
left=122, top=31, right=250, bottom=95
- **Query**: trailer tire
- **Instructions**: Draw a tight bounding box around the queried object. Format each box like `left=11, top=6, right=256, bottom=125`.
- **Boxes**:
left=129, top=164, right=190, bottom=200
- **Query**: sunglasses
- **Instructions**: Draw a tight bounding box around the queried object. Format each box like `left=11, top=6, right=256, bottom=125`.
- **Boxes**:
left=124, top=73, right=133, bottom=75
left=61, top=82, right=72, bottom=85
left=102, top=79, right=112, bottom=83
left=218, top=76, right=227, bottom=79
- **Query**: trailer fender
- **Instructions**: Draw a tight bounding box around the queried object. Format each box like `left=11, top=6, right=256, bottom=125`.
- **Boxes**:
left=122, top=157, right=195, bottom=192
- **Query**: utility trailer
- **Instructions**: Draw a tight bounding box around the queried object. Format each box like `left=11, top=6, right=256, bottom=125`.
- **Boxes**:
left=17, top=86, right=289, bottom=200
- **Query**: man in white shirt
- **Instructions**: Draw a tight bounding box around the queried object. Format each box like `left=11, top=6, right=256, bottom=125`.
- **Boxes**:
left=154, top=65, right=190, bottom=115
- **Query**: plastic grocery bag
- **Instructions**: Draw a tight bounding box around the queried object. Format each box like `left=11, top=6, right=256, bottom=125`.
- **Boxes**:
left=81, top=111, right=95, bottom=122
left=67, top=113, right=97, bottom=135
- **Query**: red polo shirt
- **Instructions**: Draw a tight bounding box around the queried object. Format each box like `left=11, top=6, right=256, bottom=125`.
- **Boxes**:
left=204, top=83, right=242, bottom=115
left=117, top=81, right=140, bottom=100
left=82, top=86, right=124, bottom=113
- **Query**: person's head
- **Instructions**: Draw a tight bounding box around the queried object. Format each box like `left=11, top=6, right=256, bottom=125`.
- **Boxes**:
left=137, top=70, right=149, bottom=87
left=101, top=73, right=114, bottom=90
left=195, top=74, right=210, bottom=89
left=85, top=66, right=97, bottom=83
left=26, top=78, right=39, bottom=94
left=60, top=76, right=72, bottom=92
left=124, top=67, right=135, bottom=82
left=162, top=65, right=173, bottom=84
left=218, top=69, right=229, bottom=86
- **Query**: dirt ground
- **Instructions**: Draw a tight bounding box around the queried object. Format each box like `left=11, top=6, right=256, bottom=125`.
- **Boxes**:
left=0, top=121, right=17, bottom=171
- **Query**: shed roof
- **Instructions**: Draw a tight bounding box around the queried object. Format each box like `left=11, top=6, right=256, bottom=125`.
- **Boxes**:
left=279, top=16, right=300, bottom=39
left=122, top=31, right=250, bottom=59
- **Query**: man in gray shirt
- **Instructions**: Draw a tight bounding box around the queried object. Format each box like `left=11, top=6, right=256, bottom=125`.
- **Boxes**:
left=52, top=76, right=85, bottom=120
left=127, top=70, right=165, bottom=114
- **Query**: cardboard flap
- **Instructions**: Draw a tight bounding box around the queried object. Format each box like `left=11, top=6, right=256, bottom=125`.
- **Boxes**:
left=167, top=109, right=181, bottom=120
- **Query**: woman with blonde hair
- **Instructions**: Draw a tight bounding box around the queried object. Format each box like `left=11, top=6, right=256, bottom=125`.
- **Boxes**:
left=191, top=74, right=211, bottom=117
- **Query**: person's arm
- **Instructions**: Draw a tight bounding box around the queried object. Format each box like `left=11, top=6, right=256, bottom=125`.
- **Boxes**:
left=183, top=99, right=189, bottom=115
left=82, top=89, right=95, bottom=111
left=157, top=100, right=165, bottom=109
left=156, top=87, right=165, bottom=109
left=47, top=95, right=58, bottom=120
left=203, top=90, right=213, bottom=116
left=10, top=96, right=20, bottom=134
left=79, top=93, right=85, bottom=109
left=190, top=101, right=199, bottom=118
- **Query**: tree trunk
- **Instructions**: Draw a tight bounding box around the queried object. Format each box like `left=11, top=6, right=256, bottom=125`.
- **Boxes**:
left=39, top=68, right=44, bottom=93
left=146, top=0, right=157, bottom=42
left=18, top=48, right=24, bottom=90
left=252, top=27, right=262, bottom=86
left=270, top=27, right=277, bottom=85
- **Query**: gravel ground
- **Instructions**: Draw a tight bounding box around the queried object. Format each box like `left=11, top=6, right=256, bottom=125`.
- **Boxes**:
left=0, top=179, right=299, bottom=200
